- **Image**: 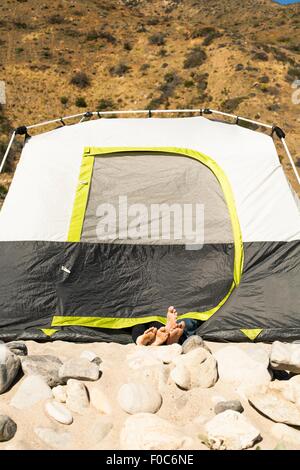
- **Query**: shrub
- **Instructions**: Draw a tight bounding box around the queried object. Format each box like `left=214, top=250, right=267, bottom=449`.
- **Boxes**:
left=184, top=80, right=194, bottom=88
left=203, top=30, right=222, bottom=46
left=183, top=46, right=207, bottom=69
left=259, top=76, right=270, bottom=83
left=109, top=63, right=130, bottom=76
left=147, top=18, right=159, bottom=26
left=0, top=184, right=7, bottom=199
left=149, top=34, right=165, bottom=46
left=140, top=63, right=150, bottom=71
left=41, top=49, right=52, bottom=59
left=86, top=30, right=116, bottom=44
left=75, top=97, right=87, bottom=108
left=13, top=21, right=28, bottom=29
left=235, top=64, right=244, bottom=71
left=286, top=66, right=300, bottom=80
left=253, top=51, right=269, bottom=61
left=60, top=96, right=68, bottom=105
left=15, top=47, right=24, bottom=54
left=124, top=42, right=132, bottom=51
left=97, top=98, right=116, bottom=111
left=221, top=96, right=247, bottom=113
left=191, top=26, right=216, bottom=39
left=48, top=14, right=64, bottom=24
left=70, top=72, right=90, bottom=88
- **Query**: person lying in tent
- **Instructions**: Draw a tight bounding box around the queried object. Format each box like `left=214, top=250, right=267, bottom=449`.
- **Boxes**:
left=132, top=306, right=186, bottom=346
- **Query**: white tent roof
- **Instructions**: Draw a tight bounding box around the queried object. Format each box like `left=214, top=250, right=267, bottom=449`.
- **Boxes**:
left=0, top=116, right=299, bottom=242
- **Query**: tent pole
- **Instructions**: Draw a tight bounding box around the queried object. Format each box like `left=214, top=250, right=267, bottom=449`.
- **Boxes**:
left=281, top=137, right=300, bottom=186
left=0, top=131, right=16, bottom=173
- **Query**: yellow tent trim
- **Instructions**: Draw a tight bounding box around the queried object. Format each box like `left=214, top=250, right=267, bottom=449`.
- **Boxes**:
left=240, top=329, right=263, bottom=341
left=52, top=281, right=236, bottom=328
left=67, top=154, right=94, bottom=242
left=40, top=328, right=58, bottom=337
left=63, top=146, right=244, bottom=329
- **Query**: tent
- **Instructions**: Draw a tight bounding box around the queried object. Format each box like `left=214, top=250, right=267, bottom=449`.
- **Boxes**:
left=0, top=109, right=299, bottom=343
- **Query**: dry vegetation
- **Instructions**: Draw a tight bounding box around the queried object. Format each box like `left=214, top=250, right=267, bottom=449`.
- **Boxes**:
left=0, top=0, right=299, bottom=197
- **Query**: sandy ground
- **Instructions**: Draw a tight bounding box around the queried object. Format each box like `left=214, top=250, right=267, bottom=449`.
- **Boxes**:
left=0, top=340, right=293, bottom=450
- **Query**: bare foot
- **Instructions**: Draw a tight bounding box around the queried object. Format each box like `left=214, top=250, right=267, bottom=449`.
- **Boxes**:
left=166, top=306, right=178, bottom=332
left=136, top=327, right=157, bottom=346
left=166, top=325, right=185, bottom=345
left=152, top=327, right=169, bottom=346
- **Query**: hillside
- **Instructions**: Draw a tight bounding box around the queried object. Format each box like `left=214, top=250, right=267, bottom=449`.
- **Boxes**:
left=0, top=0, right=299, bottom=198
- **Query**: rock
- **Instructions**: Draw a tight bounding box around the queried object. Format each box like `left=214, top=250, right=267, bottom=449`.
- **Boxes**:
left=118, top=383, right=162, bottom=414
left=21, top=355, right=64, bottom=387
left=150, top=344, right=182, bottom=364
left=131, top=364, right=169, bottom=391
left=80, top=350, right=102, bottom=367
left=52, top=385, right=67, bottom=403
left=45, top=399, right=73, bottom=425
left=120, top=413, right=193, bottom=450
left=0, top=344, right=21, bottom=394
left=270, top=341, right=300, bottom=374
left=204, top=410, right=261, bottom=450
left=66, top=379, right=89, bottom=414
left=88, top=416, right=113, bottom=445
left=271, top=423, right=300, bottom=447
left=59, top=358, right=100, bottom=382
left=35, top=426, right=71, bottom=450
left=289, top=375, right=300, bottom=406
left=214, top=400, right=244, bottom=415
left=6, top=341, right=28, bottom=357
left=0, top=415, right=17, bottom=442
left=89, top=387, right=112, bottom=415
left=170, top=363, right=191, bottom=390
left=270, top=375, right=300, bottom=407
left=171, top=347, right=217, bottom=389
left=182, top=335, right=210, bottom=354
left=10, top=375, right=52, bottom=409
left=248, top=390, right=300, bottom=426
left=127, top=344, right=182, bottom=369
left=214, top=345, right=272, bottom=392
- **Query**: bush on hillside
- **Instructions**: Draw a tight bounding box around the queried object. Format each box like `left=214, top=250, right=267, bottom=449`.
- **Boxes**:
left=109, top=63, right=130, bottom=76
left=70, top=72, right=91, bottom=88
left=75, top=97, right=87, bottom=108
left=97, top=98, right=116, bottom=111
left=183, top=46, right=207, bottom=69
left=221, top=96, right=247, bottom=113
left=149, top=34, right=166, bottom=46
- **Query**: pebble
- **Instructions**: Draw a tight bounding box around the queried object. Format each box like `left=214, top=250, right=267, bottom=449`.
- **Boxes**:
left=45, top=399, right=73, bottom=425
left=89, top=386, right=112, bottom=415
left=52, top=385, right=67, bottom=403
left=204, top=410, right=261, bottom=450
left=171, top=347, right=218, bottom=389
left=118, top=382, right=162, bottom=414
left=6, top=341, right=28, bottom=357
left=248, top=390, right=300, bottom=426
left=59, top=358, right=100, bottom=382
left=214, top=400, right=244, bottom=414
left=10, top=375, right=52, bottom=409
left=21, top=355, right=64, bottom=387
left=0, top=344, right=21, bottom=394
left=66, top=379, right=89, bottom=414
left=0, top=415, right=17, bottom=442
